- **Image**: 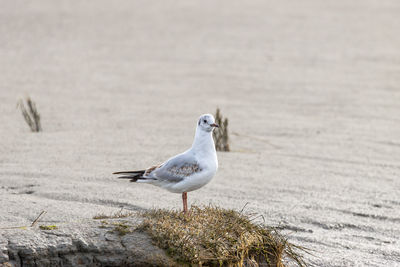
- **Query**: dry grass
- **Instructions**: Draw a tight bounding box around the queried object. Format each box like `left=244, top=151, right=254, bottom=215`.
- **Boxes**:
left=17, top=97, right=42, bottom=132
left=93, top=209, right=134, bottom=220
left=139, top=206, right=307, bottom=267
left=213, top=108, right=230, bottom=152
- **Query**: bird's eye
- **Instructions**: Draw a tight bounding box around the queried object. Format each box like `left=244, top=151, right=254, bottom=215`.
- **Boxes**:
left=203, top=119, right=207, bottom=123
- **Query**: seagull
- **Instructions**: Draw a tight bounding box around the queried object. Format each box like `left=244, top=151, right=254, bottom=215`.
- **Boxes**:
left=113, top=114, right=219, bottom=213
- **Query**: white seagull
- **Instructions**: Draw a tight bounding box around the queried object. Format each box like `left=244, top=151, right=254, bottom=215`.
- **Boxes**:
left=114, top=114, right=219, bottom=213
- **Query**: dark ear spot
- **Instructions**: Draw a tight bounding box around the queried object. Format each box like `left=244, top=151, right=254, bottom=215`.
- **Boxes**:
left=198, top=119, right=201, bottom=126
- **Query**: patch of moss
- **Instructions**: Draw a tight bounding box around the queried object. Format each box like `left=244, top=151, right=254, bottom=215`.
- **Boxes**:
left=112, top=222, right=131, bottom=236
left=93, top=214, right=109, bottom=220
left=139, top=206, right=307, bottom=267
left=39, top=225, right=57, bottom=230
left=98, top=220, right=109, bottom=229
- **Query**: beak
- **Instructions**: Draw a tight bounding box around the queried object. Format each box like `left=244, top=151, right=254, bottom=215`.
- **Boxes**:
left=210, top=123, right=219, bottom=128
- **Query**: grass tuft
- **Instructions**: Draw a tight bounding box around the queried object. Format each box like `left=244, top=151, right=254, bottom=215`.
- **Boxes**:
left=139, top=206, right=307, bottom=267
left=17, top=96, right=42, bottom=132
left=213, top=108, right=230, bottom=151
left=93, top=209, right=134, bottom=220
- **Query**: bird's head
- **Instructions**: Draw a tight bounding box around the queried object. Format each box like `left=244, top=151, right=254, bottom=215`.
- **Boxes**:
left=197, top=114, right=219, bottom=132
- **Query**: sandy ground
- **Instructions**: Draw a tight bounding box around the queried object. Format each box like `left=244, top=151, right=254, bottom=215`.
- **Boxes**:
left=1, top=0, right=399, bottom=266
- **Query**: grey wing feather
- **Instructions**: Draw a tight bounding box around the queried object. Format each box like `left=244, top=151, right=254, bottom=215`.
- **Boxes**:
left=149, top=152, right=201, bottom=183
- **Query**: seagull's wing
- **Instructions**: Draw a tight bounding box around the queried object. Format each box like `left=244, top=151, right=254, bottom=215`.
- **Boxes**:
left=148, top=152, right=201, bottom=183
left=114, top=151, right=200, bottom=183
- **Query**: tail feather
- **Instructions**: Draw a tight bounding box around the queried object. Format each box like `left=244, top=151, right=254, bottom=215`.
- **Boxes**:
left=113, top=170, right=156, bottom=183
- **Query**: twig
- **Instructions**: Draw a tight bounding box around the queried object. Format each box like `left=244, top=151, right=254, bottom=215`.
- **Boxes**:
left=31, top=211, right=47, bottom=227
left=239, top=202, right=250, bottom=214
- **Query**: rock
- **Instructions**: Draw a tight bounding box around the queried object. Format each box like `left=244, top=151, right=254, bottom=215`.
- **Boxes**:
left=122, top=232, right=177, bottom=267
left=0, top=216, right=176, bottom=267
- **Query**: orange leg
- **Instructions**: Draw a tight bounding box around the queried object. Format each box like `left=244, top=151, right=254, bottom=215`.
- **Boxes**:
left=182, top=192, right=188, bottom=213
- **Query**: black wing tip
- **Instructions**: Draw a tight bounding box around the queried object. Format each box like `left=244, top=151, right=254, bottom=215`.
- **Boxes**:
left=117, top=175, right=135, bottom=179
left=117, top=175, right=157, bottom=182
left=113, top=170, right=145, bottom=175
left=117, top=175, right=140, bottom=182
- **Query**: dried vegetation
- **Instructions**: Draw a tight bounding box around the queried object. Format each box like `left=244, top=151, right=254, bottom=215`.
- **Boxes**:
left=213, top=108, right=230, bottom=152
left=93, top=209, right=134, bottom=220
left=17, top=97, right=42, bottom=132
left=139, top=206, right=307, bottom=267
